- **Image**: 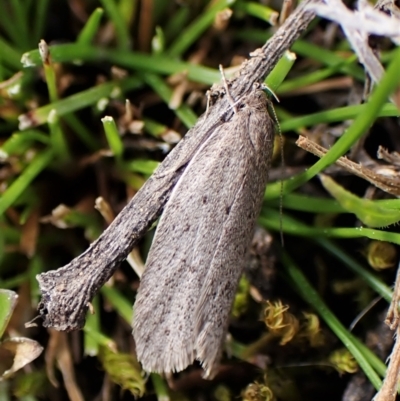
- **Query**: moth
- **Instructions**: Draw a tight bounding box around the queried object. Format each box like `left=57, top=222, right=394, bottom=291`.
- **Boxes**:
left=133, top=87, right=276, bottom=378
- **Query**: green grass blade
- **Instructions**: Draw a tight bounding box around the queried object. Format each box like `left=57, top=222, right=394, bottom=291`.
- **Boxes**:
left=278, top=65, right=348, bottom=94
left=21, top=45, right=221, bottom=85
left=118, top=0, right=137, bottom=27
left=151, top=374, right=170, bottom=401
left=32, top=0, right=50, bottom=41
left=236, top=30, right=365, bottom=80
left=77, top=8, right=105, bottom=45
left=101, top=116, right=123, bottom=160
left=18, top=77, right=142, bottom=130
left=271, top=193, right=400, bottom=214
left=0, top=130, right=50, bottom=157
left=236, top=1, right=278, bottom=25
left=0, top=149, right=54, bottom=216
left=260, top=208, right=400, bottom=245
left=84, top=296, right=101, bottom=356
left=0, top=38, right=22, bottom=70
left=320, top=174, right=400, bottom=227
left=163, top=6, right=190, bottom=43
left=0, top=7, right=22, bottom=49
left=281, top=251, right=382, bottom=390
left=270, top=193, right=344, bottom=213
left=315, top=238, right=392, bottom=302
left=63, top=114, right=99, bottom=151
left=0, top=289, right=18, bottom=338
left=99, top=0, right=131, bottom=50
left=10, top=0, right=31, bottom=49
left=167, top=0, right=235, bottom=57
left=142, top=72, right=198, bottom=128
left=266, top=50, right=296, bottom=91
left=267, top=47, right=400, bottom=199
left=48, top=110, right=70, bottom=162
left=278, top=103, right=399, bottom=132
left=100, top=0, right=131, bottom=51
left=100, top=286, right=132, bottom=325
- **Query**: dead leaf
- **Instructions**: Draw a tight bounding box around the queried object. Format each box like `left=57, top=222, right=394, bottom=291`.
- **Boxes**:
left=20, top=208, right=40, bottom=257
left=1, top=337, right=43, bottom=379
left=45, top=330, right=84, bottom=401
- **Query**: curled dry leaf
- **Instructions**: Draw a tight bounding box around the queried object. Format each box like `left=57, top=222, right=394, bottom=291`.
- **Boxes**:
left=377, top=146, right=400, bottom=166
left=307, top=0, right=400, bottom=41
left=40, top=204, right=72, bottom=229
left=213, top=8, right=233, bottom=30
left=0, top=337, right=43, bottom=379
left=306, top=0, right=390, bottom=84
left=160, top=129, right=181, bottom=144
left=45, top=330, right=84, bottom=401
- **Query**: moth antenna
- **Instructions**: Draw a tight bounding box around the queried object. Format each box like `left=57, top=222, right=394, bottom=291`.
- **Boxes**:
left=25, top=314, right=43, bottom=328
left=279, top=141, right=285, bottom=247
left=204, top=90, right=211, bottom=121
left=219, top=64, right=238, bottom=114
left=268, top=102, right=285, bottom=247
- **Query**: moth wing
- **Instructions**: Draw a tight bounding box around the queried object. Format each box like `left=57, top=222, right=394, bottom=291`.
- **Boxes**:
left=194, top=103, right=274, bottom=377
left=133, top=121, right=244, bottom=373
left=133, top=92, right=274, bottom=376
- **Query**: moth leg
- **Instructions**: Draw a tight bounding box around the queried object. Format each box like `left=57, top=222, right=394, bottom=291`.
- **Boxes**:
left=219, top=64, right=238, bottom=113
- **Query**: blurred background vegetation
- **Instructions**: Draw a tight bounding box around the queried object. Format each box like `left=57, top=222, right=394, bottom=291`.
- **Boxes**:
left=1, top=0, right=400, bottom=400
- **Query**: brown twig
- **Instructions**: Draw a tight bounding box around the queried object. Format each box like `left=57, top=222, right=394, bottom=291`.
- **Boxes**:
left=296, top=136, right=400, bottom=196
left=35, top=0, right=319, bottom=332
left=373, top=319, right=400, bottom=400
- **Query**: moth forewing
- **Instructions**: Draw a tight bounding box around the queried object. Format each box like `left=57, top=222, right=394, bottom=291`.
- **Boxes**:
left=133, top=89, right=275, bottom=378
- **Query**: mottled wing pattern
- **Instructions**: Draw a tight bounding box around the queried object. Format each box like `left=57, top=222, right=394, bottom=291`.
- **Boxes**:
left=133, top=90, right=275, bottom=377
